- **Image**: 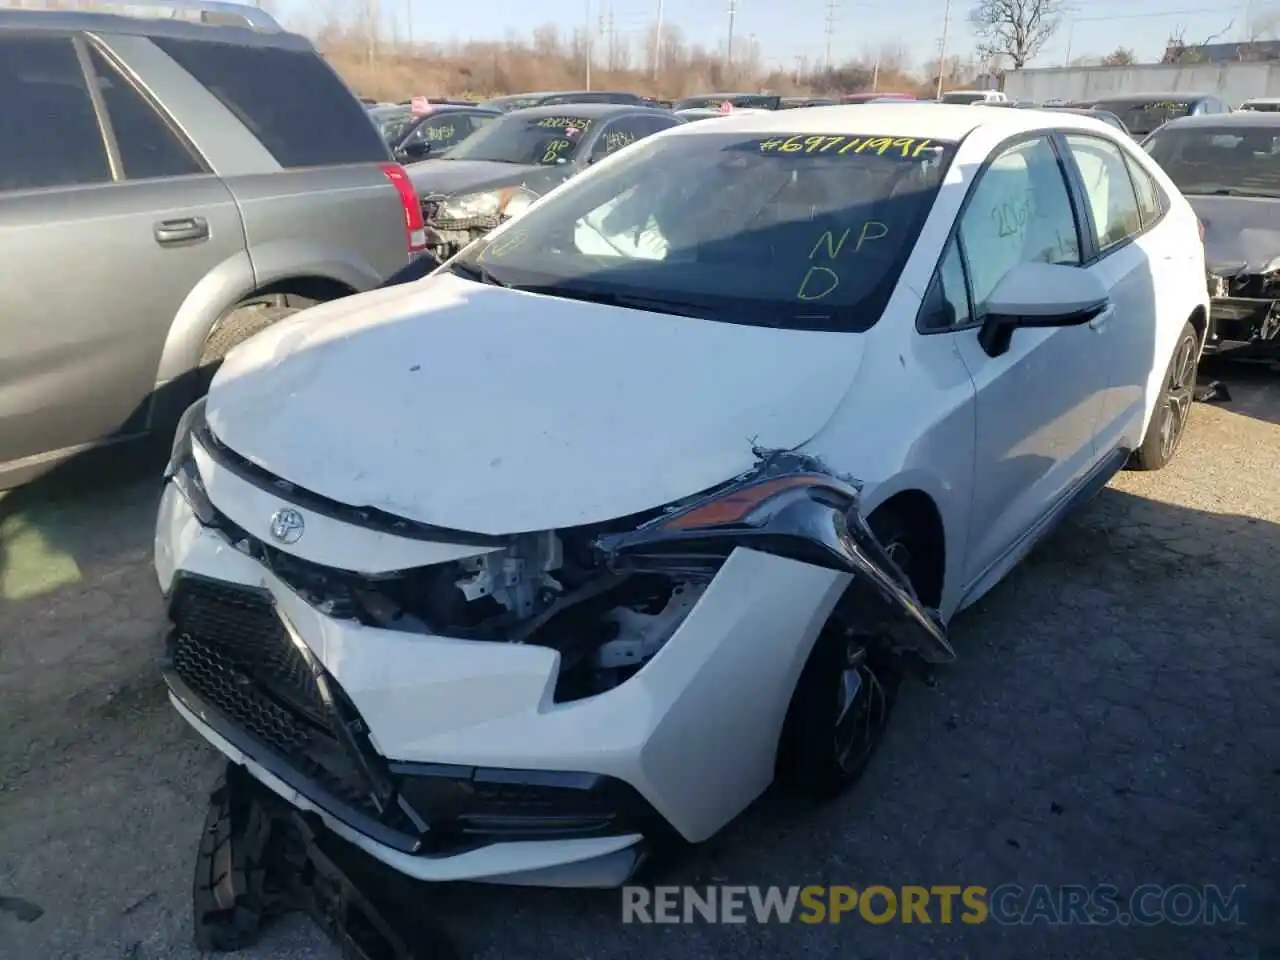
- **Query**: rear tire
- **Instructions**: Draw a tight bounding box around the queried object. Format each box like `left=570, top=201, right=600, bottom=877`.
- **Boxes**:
left=192, top=303, right=301, bottom=397
left=1130, top=320, right=1198, bottom=471
left=199, top=303, right=301, bottom=368
left=776, top=507, right=918, bottom=798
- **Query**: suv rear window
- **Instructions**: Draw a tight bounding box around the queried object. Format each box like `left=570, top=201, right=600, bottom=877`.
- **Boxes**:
left=150, top=37, right=389, bottom=167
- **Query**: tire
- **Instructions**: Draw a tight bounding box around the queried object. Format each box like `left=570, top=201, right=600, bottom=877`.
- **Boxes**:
left=199, top=303, right=300, bottom=368
left=1130, top=320, right=1199, bottom=471
left=776, top=507, right=917, bottom=798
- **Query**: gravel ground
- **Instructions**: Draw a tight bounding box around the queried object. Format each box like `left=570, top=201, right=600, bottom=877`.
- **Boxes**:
left=1, top=362, right=1278, bottom=960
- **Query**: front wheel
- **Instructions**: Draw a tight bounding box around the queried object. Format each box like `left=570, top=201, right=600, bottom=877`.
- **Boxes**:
left=776, top=508, right=917, bottom=798
left=1130, top=321, right=1199, bottom=471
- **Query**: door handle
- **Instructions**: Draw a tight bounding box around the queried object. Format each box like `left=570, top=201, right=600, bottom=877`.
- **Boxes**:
left=1088, top=307, right=1114, bottom=331
left=154, top=217, right=209, bottom=245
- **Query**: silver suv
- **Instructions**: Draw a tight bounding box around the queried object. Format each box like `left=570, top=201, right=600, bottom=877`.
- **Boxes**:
left=0, top=0, right=428, bottom=488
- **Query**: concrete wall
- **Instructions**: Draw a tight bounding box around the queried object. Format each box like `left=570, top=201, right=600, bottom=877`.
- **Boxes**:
left=1003, top=62, right=1280, bottom=105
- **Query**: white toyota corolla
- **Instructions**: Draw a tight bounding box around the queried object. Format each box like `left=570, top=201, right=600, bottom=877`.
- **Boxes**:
left=156, top=105, right=1208, bottom=889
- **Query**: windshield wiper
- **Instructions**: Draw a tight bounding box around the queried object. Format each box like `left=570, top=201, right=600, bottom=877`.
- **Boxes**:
left=446, top=260, right=508, bottom=286
left=514, top=283, right=712, bottom=318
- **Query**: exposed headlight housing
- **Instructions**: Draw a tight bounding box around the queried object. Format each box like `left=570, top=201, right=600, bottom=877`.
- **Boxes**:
left=437, top=186, right=539, bottom=222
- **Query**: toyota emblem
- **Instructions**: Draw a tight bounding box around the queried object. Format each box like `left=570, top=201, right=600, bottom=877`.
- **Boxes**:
left=269, top=507, right=305, bottom=544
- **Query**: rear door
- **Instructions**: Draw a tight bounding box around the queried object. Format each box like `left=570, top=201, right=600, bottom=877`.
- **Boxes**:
left=1058, top=132, right=1159, bottom=455
left=0, top=31, right=243, bottom=470
left=144, top=35, right=409, bottom=287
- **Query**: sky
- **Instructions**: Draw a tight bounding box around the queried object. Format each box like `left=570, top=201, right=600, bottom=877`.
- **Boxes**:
left=277, top=0, right=1260, bottom=74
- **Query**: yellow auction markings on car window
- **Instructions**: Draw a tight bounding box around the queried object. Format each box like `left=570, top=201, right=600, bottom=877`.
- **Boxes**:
left=756, top=135, right=935, bottom=157
left=536, top=117, right=593, bottom=129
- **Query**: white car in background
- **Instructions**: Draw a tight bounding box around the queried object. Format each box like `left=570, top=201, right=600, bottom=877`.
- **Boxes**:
left=156, top=104, right=1208, bottom=891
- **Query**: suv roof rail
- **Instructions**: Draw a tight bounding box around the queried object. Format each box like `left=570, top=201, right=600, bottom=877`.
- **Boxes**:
left=3, top=0, right=283, bottom=31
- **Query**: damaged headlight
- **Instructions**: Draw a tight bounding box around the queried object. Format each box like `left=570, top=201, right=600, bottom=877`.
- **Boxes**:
left=164, top=397, right=217, bottom=526
left=597, top=459, right=954, bottom=664
left=437, top=185, right=538, bottom=222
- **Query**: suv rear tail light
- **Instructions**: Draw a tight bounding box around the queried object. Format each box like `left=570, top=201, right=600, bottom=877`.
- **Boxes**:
left=379, top=163, right=427, bottom=254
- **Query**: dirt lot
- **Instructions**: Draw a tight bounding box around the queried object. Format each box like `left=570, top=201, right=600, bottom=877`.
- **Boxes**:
left=2, top=364, right=1279, bottom=960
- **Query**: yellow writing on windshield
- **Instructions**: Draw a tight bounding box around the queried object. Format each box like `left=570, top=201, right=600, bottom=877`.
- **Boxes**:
left=537, top=117, right=593, bottom=128
left=758, top=135, right=933, bottom=158
left=541, top=139, right=571, bottom=163
left=424, top=124, right=455, bottom=141
left=797, top=220, right=890, bottom=301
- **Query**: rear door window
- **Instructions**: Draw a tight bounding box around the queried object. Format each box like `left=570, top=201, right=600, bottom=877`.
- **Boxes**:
left=1064, top=134, right=1143, bottom=251
left=0, top=34, right=112, bottom=191
left=1124, top=154, right=1163, bottom=228
left=87, top=46, right=206, bottom=179
left=150, top=37, right=390, bottom=167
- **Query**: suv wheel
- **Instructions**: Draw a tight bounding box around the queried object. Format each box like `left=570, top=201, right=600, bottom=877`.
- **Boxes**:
left=199, top=302, right=300, bottom=369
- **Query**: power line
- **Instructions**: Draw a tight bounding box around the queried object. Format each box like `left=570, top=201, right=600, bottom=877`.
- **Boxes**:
left=1069, top=6, right=1232, bottom=22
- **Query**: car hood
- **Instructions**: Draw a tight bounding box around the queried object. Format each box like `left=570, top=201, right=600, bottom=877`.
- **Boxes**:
left=1186, top=194, right=1280, bottom=275
left=405, top=159, right=571, bottom=199
left=205, top=273, right=865, bottom=536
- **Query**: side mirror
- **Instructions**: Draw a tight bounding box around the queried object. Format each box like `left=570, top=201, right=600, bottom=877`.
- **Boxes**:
left=977, top=262, right=1110, bottom=358
left=398, top=140, right=431, bottom=162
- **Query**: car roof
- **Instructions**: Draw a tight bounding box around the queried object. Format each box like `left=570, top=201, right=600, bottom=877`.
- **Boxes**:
left=1160, top=110, right=1280, bottom=129
left=410, top=103, right=499, bottom=115
left=505, top=102, right=654, bottom=119
left=665, top=102, right=1121, bottom=142
left=0, top=5, right=312, bottom=49
left=1242, top=97, right=1280, bottom=104
left=1090, top=92, right=1215, bottom=103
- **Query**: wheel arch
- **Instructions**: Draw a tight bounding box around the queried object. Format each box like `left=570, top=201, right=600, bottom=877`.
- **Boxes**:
left=865, top=488, right=946, bottom=609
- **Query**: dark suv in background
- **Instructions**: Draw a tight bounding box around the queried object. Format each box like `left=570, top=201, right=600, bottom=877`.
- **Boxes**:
left=0, top=0, right=426, bottom=488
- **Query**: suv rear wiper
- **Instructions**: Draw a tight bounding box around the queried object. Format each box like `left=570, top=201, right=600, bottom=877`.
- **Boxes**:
left=513, top=283, right=711, bottom=318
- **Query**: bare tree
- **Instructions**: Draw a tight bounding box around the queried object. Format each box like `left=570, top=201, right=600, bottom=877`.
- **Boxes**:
left=968, top=0, right=1063, bottom=69
left=1100, top=46, right=1136, bottom=66
left=1162, top=21, right=1233, bottom=63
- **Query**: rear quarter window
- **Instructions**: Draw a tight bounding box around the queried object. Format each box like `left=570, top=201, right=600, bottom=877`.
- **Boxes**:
left=150, top=37, right=390, bottom=167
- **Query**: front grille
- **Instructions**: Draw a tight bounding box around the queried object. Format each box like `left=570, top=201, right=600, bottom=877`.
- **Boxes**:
left=168, top=577, right=414, bottom=833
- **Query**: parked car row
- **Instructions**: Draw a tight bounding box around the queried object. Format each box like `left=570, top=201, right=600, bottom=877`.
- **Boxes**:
left=3, top=3, right=1274, bottom=934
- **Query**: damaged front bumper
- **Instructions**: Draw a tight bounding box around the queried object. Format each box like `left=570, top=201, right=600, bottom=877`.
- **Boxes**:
left=1206, top=269, right=1280, bottom=353
left=156, top=430, right=949, bottom=887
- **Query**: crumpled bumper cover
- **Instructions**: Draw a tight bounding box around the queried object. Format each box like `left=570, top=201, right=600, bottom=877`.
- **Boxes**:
left=161, top=573, right=672, bottom=861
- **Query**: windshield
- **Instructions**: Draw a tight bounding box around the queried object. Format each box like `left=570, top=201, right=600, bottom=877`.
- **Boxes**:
left=449, top=130, right=955, bottom=332
left=481, top=95, right=548, bottom=113
left=674, top=95, right=779, bottom=111
left=1094, top=99, right=1194, bottom=136
left=442, top=113, right=595, bottom=165
left=940, top=92, right=989, bottom=104
left=1241, top=101, right=1280, bottom=112
left=372, top=107, right=415, bottom=143
left=1144, top=126, right=1280, bottom=197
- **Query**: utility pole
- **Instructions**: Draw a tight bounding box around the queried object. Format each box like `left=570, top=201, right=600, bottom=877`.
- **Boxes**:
left=584, top=0, right=593, bottom=89
left=653, top=0, right=664, bottom=78
left=607, top=4, right=616, bottom=70
left=935, top=0, right=951, bottom=99
left=405, top=0, right=412, bottom=48
left=871, top=57, right=880, bottom=91
left=727, top=0, right=737, bottom=68
left=823, top=0, right=836, bottom=71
